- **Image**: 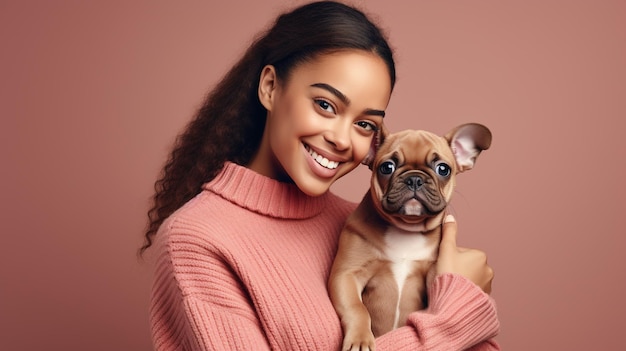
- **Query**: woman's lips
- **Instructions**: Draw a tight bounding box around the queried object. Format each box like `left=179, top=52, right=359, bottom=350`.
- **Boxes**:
left=304, top=144, right=340, bottom=170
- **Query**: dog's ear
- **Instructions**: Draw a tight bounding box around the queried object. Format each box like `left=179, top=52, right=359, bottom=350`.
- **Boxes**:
left=444, top=123, right=492, bottom=173
left=361, top=123, right=389, bottom=170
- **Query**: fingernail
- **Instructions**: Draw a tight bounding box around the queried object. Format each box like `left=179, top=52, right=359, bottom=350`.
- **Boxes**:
left=444, top=214, right=455, bottom=223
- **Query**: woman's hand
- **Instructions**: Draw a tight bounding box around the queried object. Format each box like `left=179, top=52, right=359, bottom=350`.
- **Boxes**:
left=431, top=214, right=494, bottom=294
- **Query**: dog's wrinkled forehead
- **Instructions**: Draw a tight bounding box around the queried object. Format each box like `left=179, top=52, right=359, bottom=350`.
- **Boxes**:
left=377, top=130, right=453, bottom=167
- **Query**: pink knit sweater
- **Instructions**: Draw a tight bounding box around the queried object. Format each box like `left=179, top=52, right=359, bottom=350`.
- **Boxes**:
left=150, top=162, right=500, bottom=350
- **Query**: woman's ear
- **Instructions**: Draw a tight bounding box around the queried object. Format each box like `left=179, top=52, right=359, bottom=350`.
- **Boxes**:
left=258, top=65, right=278, bottom=111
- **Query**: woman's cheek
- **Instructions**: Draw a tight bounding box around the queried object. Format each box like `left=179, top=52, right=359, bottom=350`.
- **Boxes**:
left=354, top=134, right=375, bottom=163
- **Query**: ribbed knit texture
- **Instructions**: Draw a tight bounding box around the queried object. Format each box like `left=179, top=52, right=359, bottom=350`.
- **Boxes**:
left=150, top=162, right=500, bottom=350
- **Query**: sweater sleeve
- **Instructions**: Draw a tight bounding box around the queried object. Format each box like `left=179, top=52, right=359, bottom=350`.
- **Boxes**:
left=375, top=274, right=500, bottom=351
left=150, top=228, right=272, bottom=350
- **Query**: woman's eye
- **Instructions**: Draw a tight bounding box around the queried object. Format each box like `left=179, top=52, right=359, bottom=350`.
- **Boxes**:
left=355, top=120, right=378, bottom=132
left=315, top=99, right=335, bottom=114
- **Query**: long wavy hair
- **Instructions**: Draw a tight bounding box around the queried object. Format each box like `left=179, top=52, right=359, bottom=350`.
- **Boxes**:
left=140, top=0, right=396, bottom=254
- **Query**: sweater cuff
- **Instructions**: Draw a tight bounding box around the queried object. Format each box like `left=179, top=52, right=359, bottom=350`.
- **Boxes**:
left=407, top=273, right=500, bottom=350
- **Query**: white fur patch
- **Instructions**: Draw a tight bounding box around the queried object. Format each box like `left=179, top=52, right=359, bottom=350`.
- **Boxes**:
left=402, top=199, right=423, bottom=216
left=384, top=227, right=438, bottom=328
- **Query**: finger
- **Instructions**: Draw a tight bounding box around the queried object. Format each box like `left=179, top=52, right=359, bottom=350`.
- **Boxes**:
left=485, top=269, right=494, bottom=294
left=439, top=214, right=458, bottom=250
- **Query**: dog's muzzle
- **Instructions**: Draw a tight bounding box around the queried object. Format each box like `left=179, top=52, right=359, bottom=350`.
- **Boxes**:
left=382, top=171, right=447, bottom=215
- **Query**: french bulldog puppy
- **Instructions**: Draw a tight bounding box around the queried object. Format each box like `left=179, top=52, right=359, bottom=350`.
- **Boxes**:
left=328, top=123, right=492, bottom=351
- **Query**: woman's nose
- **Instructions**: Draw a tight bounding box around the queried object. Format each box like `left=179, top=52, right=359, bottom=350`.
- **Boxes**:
left=324, top=121, right=351, bottom=151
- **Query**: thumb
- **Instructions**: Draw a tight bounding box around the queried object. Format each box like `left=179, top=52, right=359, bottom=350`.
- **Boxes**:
left=439, top=214, right=458, bottom=250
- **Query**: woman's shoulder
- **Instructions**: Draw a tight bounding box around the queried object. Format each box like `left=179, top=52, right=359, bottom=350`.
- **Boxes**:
left=325, top=191, right=359, bottom=214
left=154, top=188, right=360, bottom=255
left=155, top=191, right=231, bottom=247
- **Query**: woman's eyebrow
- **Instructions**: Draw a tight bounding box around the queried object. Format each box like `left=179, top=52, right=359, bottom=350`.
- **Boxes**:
left=311, top=83, right=350, bottom=104
left=310, top=83, right=386, bottom=117
left=364, top=108, right=385, bottom=117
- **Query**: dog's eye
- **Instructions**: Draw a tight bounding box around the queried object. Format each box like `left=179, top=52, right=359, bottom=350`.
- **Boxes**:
left=435, top=162, right=451, bottom=177
left=379, top=161, right=395, bottom=175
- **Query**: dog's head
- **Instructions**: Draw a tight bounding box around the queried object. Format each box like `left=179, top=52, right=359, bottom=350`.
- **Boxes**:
left=363, top=123, right=492, bottom=232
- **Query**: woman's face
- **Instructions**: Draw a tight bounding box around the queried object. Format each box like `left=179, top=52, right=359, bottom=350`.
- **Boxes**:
left=251, top=50, right=392, bottom=196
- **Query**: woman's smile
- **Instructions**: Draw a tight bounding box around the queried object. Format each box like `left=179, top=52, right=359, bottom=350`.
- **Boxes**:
left=302, top=143, right=344, bottom=179
left=304, top=144, right=341, bottom=170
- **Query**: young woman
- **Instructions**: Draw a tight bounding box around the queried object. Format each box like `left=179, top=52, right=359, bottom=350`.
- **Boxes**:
left=141, top=1, right=500, bottom=350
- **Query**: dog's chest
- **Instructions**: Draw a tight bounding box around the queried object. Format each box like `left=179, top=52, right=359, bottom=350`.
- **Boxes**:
left=383, top=228, right=438, bottom=262
left=383, top=227, right=438, bottom=286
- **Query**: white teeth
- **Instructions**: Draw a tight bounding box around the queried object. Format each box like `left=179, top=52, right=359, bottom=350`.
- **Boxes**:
left=307, top=147, right=339, bottom=170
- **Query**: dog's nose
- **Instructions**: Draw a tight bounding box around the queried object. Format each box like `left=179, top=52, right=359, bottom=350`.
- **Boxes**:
left=404, top=176, right=424, bottom=191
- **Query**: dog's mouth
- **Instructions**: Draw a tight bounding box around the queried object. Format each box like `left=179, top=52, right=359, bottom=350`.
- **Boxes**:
left=304, top=144, right=340, bottom=170
left=380, top=197, right=444, bottom=228
left=400, top=198, right=425, bottom=216
left=400, top=196, right=446, bottom=216
left=383, top=189, right=447, bottom=219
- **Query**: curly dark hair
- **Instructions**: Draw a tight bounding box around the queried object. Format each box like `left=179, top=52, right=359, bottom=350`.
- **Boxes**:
left=140, top=0, right=396, bottom=254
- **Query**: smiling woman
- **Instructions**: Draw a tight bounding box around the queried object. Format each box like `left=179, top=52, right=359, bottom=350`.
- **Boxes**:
left=140, top=1, right=396, bottom=253
left=251, top=50, right=391, bottom=195
left=140, top=1, right=499, bottom=350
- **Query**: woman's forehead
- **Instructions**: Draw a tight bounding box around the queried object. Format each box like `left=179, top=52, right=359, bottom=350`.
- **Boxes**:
left=288, top=50, right=392, bottom=107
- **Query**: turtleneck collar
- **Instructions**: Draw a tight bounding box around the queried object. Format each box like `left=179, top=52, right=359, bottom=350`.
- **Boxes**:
left=202, top=162, right=329, bottom=219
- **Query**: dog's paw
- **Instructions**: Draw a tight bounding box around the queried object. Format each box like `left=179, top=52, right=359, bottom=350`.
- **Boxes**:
left=342, top=329, right=376, bottom=351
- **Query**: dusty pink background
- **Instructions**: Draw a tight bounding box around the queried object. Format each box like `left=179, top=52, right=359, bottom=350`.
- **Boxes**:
left=1, top=1, right=624, bottom=350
